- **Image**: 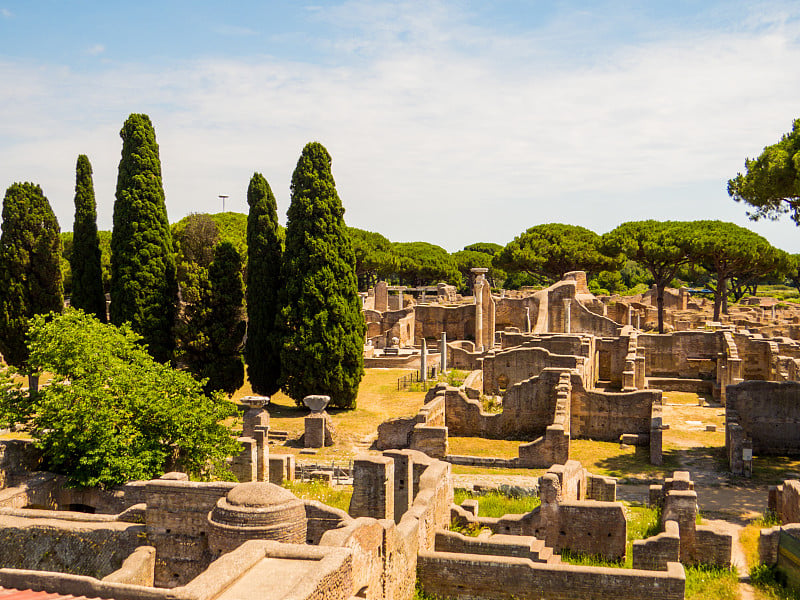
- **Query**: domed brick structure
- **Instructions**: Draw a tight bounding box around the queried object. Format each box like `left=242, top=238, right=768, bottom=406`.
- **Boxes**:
left=207, top=481, right=307, bottom=556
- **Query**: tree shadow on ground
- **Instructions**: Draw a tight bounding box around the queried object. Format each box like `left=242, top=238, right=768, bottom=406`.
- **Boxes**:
left=591, top=445, right=683, bottom=481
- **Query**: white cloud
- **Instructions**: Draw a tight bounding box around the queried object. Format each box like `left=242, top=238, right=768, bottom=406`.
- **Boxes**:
left=3, top=3, right=800, bottom=253
left=86, top=44, right=105, bottom=56
left=0, top=8, right=11, bottom=18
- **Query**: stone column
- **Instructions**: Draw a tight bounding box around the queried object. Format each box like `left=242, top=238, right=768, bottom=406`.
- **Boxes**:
left=472, top=268, right=488, bottom=352
left=563, top=299, right=571, bottom=333
left=440, top=332, right=447, bottom=373
left=375, top=281, right=388, bottom=312
left=628, top=305, right=633, bottom=326
left=420, top=338, right=428, bottom=381
left=525, top=306, right=531, bottom=333
left=636, top=313, right=641, bottom=329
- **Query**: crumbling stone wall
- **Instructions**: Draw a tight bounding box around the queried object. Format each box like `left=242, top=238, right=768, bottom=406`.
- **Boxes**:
left=417, top=552, right=685, bottom=600
left=638, top=331, right=720, bottom=379
left=482, top=345, right=585, bottom=395
left=0, top=514, right=145, bottom=578
left=726, top=380, right=800, bottom=456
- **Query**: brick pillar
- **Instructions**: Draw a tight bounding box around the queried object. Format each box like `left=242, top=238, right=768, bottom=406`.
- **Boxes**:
left=663, top=489, right=698, bottom=563
left=349, top=455, right=394, bottom=521
left=269, top=454, right=295, bottom=485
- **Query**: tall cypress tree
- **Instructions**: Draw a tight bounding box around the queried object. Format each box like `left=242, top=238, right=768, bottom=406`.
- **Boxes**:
left=0, top=182, right=64, bottom=369
left=110, top=114, right=177, bottom=363
left=280, top=142, right=365, bottom=408
left=70, top=155, right=107, bottom=322
left=205, top=241, right=246, bottom=395
left=245, top=173, right=283, bottom=395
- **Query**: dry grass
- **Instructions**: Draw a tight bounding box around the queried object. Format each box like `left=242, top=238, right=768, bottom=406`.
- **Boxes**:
left=235, top=369, right=427, bottom=458
left=570, top=439, right=679, bottom=480
left=448, top=436, right=522, bottom=459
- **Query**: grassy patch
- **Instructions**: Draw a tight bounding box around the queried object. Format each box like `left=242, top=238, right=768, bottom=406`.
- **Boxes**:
left=684, top=565, right=739, bottom=600
left=282, top=480, right=352, bottom=512
left=450, top=464, right=546, bottom=477
left=626, top=504, right=661, bottom=542
left=751, top=564, right=800, bottom=600
left=570, top=439, right=680, bottom=480
left=750, top=455, right=800, bottom=486
left=453, top=489, right=540, bottom=518
left=558, top=549, right=624, bottom=568
left=448, top=436, right=521, bottom=459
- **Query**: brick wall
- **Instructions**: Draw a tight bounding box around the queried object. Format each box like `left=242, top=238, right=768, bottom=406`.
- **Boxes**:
left=417, top=553, right=685, bottom=600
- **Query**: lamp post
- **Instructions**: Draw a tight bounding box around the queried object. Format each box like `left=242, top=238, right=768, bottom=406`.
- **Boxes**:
left=219, top=194, right=229, bottom=212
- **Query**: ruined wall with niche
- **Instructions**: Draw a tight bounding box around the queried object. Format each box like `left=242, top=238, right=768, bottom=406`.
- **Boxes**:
left=414, top=304, right=474, bottom=344
left=482, top=345, right=586, bottom=395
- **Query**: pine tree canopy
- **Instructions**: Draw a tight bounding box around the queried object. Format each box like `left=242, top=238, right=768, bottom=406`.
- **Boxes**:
left=70, top=154, right=107, bottom=322
left=280, top=142, right=365, bottom=409
left=245, top=173, right=283, bottom=396
left=0, top=182, right=64, bottom=368
left=110, top=113, right=177, bottom=363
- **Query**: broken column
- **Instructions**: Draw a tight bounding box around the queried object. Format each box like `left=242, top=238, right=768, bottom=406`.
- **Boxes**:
left=440, top=332, right=447, bottom=373
left=472, top=267, right=488, bottom=351
left=563, top=298, right=571, bottom=333
left=303, top=394, right=334, bottom=448
left=241, top=395, right=270, bottom=438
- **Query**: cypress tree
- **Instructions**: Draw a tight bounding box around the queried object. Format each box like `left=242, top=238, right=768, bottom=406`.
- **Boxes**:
left=70, top=155, right=107, bottom=322
left=280, top=142, right=365, bottom=408
left=245, top=173, right=283, bottom=395
left=0, top=182, right=64, bottom=369
left=110, top=114, right=177, bottom=363
left=204, top=242, right=246, bottom=395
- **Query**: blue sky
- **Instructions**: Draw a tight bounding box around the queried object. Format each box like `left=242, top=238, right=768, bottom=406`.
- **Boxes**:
left=2, top=1, right=800, bottom=252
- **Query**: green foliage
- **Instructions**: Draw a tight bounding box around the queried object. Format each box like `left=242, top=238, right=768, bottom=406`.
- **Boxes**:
left=494, top=223, right=613, bottom=284
left=390, top=241, right=461, bottom=286
left=0, top=182, right=64, bottom=368
left=684, top=565, right=739, bottom=600
left=449, top=518, right=488, bottom=537
left=172, top=212, right=257, bottom=267
left=69, top=155, right=107, bottom=323
left=601, top=221, right=693, bottom=332
left=245, top=173, right=283, bottom=396
left=347, top=227, right=395, bottom=290
left=280, top=142, right=365, bottom=409
left=685, top=220, right=783, bottom=320
left=110, top=113, right=177, bottom=363
left=61, top=231, right=112, bottom=298
left=452, top=249, right=505, bottom=291
left=204, top=242, right=246, bottom=395
left=587, top=270, right=626, bottom=295
left=729, top=118, right=800, bottom=225
left=174, top=213, right=219, bottom=269
left=463, top=242, right=502, bottom=255
left=0, top=310, right=239, bottom=488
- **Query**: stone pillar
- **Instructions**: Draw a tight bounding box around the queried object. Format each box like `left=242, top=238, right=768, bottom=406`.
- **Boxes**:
left=474, top=280, right=484, bottom=351
left=663, top=489, right=698, bottom=563
left=231, top=437, right=257, bottom=482
left=269, top=454, right=295, bottom=485
left=636, top=313, right=641, bottom=330
left=254, top=427, right=269, bottom=482
left=772, top=305, right=777, bottom=321
left=563, top=299, right=571, bottom=334
left=525, top=306, right=531, bottom=333
left=440, top=332, right=447, bottom=373
left=420, top=338, right=428, bottom=381
left=628, top=305, right=633, bottom=326
left=241, top=396, right=270, bottom=438
left=375, top=281, right=388, bottom=312
left=349, top=455, right=394, bottom=521
left=385, top=450, right=414, bottom=522
left=303, top=395, right=332, bottom=448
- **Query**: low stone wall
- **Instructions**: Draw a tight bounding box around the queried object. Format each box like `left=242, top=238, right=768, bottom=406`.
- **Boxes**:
left=417, top=553, right=685, bottom=600
left=434, top=530, right=558, bottom=563
left=632, top=520, right=680, bottom=571
left=770, top=480, right=800, bottom=524
left=0, top=513, right=145, bottom=579
left=102, top=546, right=156, bottom=586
